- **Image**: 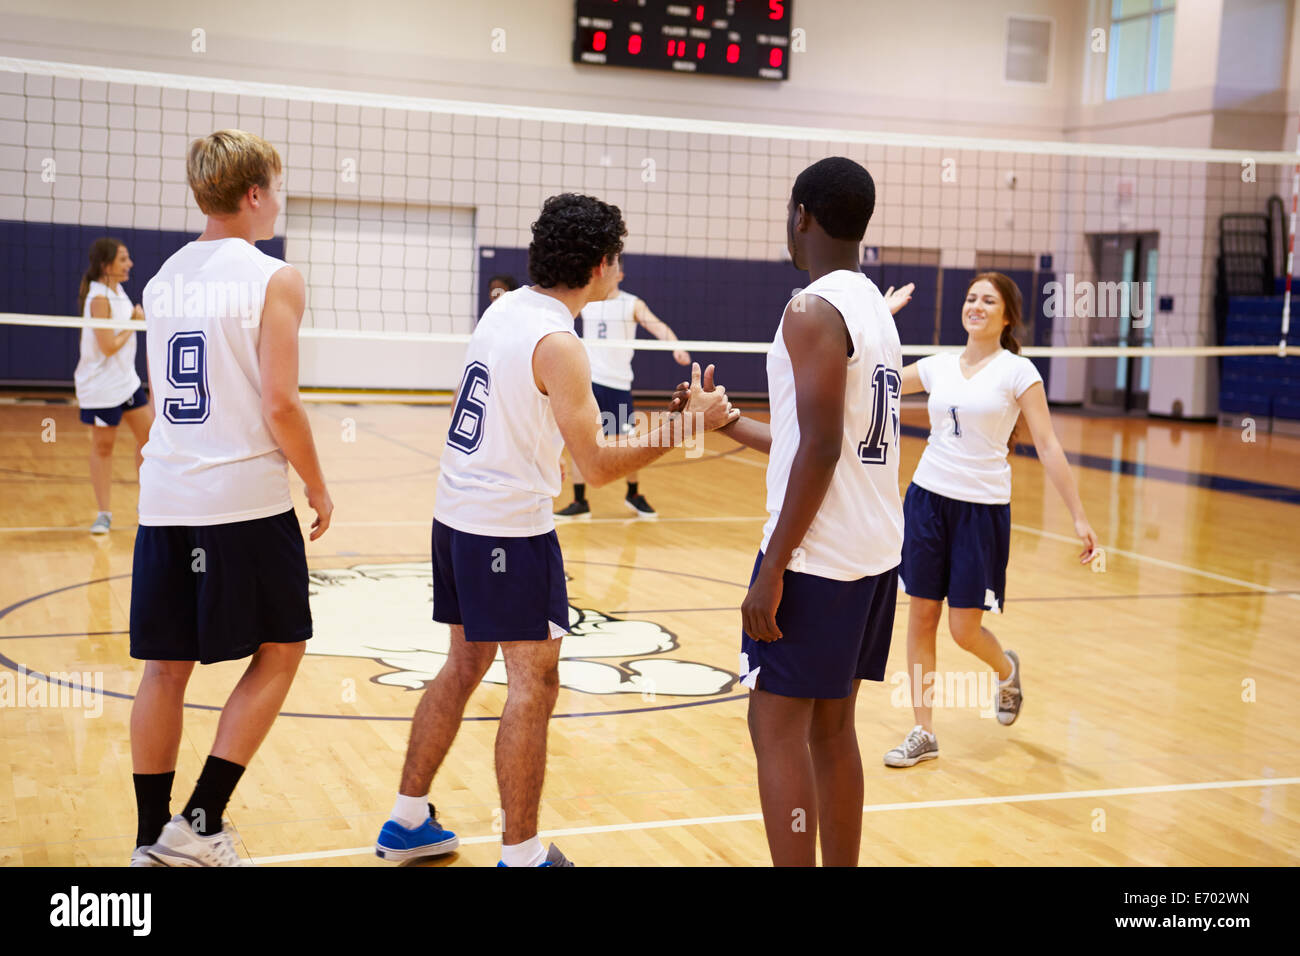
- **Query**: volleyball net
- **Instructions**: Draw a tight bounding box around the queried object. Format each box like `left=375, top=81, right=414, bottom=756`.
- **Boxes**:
left=1, top=55, right=1297, bottom=404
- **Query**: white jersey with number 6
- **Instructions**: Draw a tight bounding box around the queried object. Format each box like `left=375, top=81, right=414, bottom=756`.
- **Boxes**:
left=138, top=237, right=292, bottom=526
left=580, top=289, right=638, bottom=391
left=435, top=287, right=579, bottom=537
left=760, top=269, right=904, bottom=581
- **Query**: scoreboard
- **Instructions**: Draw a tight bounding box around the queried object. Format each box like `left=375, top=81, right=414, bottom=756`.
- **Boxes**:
left=573, top=1, right=793, bottom=81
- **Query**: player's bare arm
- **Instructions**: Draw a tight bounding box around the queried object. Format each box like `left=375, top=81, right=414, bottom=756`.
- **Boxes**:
left=89, top=295, right=135, bottom=357
left=634, top=298, right=691, bottom=366
left=741, top=296, right=850, bottom=642
left=259, top=264, right=333, bottom=540
left=537, top=332, right=735, bottom=486
left=1015, top=381, right=1098, bottom=562
left=899, top=362, right=925, bottom=395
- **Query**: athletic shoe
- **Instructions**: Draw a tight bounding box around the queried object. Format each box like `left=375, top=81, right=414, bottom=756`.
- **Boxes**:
left=996, top=650, right=1022, bottom=726
left=89, top=513, right=111, bottom=535
left=496, top=843, right=575, bottom=867
left=145, top=814, right=251, bottom=867
left=553, top=500, right=591, bottom=522
left=623, top=494, right=658, bottom=520
left=129, top=847, right=162, bottom=867
left=883, top=725, right=939, bottom=768
left=375, top=804, right=459, bottom=862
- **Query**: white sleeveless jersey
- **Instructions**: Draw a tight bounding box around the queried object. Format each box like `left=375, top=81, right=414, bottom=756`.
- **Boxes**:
left=580, top=290, right=638, bottom=390
left=74, top=280, right=141, bottom=409
left=760, top=270, right=904, bottom=580
left=435, top=287, right=579, bottom=536
left=910, top=350, right=1043, bottom=505
left=137, top=238, right=293, bottom=526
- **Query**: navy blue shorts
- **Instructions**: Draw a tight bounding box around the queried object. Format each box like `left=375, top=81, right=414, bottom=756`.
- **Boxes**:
left=591, top=383, right=635, bottom=437
left=80, top=384, right=148, bottom=426
left=431, top=518, right=570, bottom=642
left=129, top=509, right=311, bottom=665
left=900, top=483, right=1010, bottom=613
left=739, top=552, right=898, bottom=700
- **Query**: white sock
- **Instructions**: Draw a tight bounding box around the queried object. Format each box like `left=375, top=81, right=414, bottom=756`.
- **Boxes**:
left=97, top=511, right=111, bottom=519
left=1000, top=658, right=1017, bottom=684
left=500, top=836, right=546, bottom=867
left=391, top=793, right=428, bottom=830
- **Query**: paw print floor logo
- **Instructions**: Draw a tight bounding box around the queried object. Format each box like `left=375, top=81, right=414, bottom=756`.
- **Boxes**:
left=306, top=562, right=736, bottom=696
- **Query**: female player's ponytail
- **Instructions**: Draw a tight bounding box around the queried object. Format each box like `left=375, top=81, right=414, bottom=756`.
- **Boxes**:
left=78, top=237, right=124, bottom=313
left=968, top=271, right=1025, bottom=453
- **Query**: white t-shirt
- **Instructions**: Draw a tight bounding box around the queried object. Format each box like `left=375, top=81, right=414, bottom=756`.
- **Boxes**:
left=580, top=290, right=638, bottom=391
left=138, top=238, right=293, bottom=526
left=74, top=280, right=141, bottom=409
left=760, top=270, right=904, bottom=581
left=909, top=350, right=1043, bottom=505
left=435, top=286, right=578, bottom=537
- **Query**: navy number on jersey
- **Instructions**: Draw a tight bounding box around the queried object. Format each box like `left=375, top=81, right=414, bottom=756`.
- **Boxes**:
left=857, top=364, right=902, bottom=465
left=597, top=320, right=607, bottom=338
left=163, top=330, right=210, bottom=424
left=447, top=362, right=491, bottom=454
left=948, top=406, right=962, bottom=436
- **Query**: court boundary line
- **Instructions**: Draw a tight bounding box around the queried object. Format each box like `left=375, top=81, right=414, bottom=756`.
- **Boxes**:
left=247, top=775, right=1300, bottom=864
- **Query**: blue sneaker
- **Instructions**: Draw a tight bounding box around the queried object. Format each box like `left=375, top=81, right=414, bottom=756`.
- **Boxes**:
left=375, top=803, right=459, bottom=862
left=496, top=843, right=574, bottom=867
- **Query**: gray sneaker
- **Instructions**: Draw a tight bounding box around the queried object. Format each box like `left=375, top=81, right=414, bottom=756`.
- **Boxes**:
left=129, top=846, right=162, bottom=867
left=145, top=814, right=252, bottom=867
left=884, top=725, right=939, bottom=767
left=540, top=843, right=574, bottom=867
left=89, top=512, right=111, bottom=535
left=996, top=650, right=1022, bottom=726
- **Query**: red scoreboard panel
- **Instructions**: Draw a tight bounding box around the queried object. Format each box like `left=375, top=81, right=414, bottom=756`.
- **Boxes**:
left=573, top=1, right=792, bottom=80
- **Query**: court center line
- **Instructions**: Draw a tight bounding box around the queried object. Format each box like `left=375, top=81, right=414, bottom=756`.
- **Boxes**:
left=248, top=774, right=1300, bottom=864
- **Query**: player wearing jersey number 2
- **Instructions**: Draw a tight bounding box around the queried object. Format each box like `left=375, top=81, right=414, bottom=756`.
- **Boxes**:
left=555, top=257, right=692, bottom=521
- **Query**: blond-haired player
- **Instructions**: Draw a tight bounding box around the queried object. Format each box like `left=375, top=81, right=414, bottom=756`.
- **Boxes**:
left=128, top=130, right=332, bottom=866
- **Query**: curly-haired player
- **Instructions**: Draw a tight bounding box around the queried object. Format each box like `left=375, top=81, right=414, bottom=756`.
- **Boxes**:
left=375, top=193, right=737, bottom=867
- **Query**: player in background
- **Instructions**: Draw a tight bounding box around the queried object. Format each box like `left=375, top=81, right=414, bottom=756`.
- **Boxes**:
left=375, top=193, right=736, bottom=868
left=487, top=274, right=518, bottom=302
left=681, top=157, right=903, bottom=866
left=129, top=130, right=332, bottom=866
left=554, top=258, right=691, bottom=521
left=74, top=237, right=153, bottom=534
left=882, top=272, right=1098, bottom=768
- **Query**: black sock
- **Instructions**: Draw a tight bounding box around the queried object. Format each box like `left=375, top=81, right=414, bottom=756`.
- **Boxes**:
left=573, top=483, right=587, bottom=504
left=181, top=756, right=246, bottom=836
left=133, top=771, right=175, bottom=848
left=626, top=482, right=639, bottom=498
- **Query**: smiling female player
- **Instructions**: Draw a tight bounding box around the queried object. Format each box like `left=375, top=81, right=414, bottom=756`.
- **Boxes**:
left=883, top=272, right=1099, bottom=768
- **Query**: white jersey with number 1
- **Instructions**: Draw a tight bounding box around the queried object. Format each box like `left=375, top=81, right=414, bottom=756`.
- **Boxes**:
left=760, top=269, right=904, bottom=581
left=138, top=237, right=292, bottom=527
left=580, top=290, right=638, bottom=391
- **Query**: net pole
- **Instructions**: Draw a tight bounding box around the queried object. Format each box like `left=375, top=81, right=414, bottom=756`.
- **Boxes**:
left=1283, top=113, right=1300, bottom=356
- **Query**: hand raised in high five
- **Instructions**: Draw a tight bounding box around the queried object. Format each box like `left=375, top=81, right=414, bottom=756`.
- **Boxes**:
left=681, top=362, right=737, bottom=431
left=883, top=282, right=915, bottom=316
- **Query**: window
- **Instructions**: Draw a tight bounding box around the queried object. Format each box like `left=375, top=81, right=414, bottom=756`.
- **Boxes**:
left=1106, top=0, right=1175, bottom=99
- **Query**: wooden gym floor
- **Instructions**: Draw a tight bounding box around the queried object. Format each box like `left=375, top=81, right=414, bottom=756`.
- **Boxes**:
left=1, top=396, right=1298, bottom=866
